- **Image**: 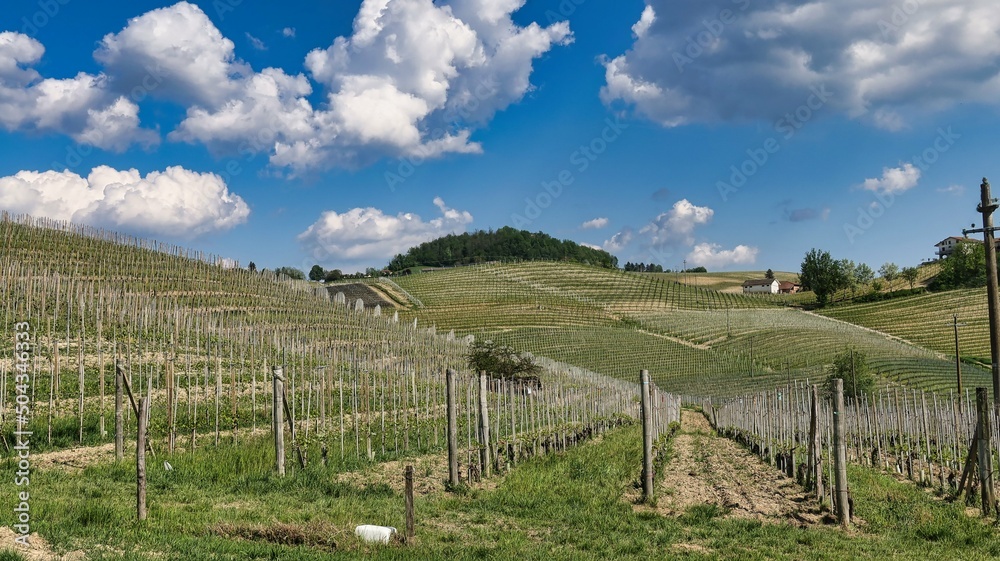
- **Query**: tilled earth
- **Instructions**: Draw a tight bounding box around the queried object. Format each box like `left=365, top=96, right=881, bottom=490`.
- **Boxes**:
left=649, top=410, right=825, bottom=526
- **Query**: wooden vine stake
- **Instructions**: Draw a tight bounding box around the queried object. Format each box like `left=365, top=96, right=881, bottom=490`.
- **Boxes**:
left=446, top=369, right=458, bottom=489
left=808, top=384, right=824, bottom=502
left=167, top=355, right=175, bottom=453
left=137, top=396, right=148, bottom=522
left=115, top=360, right=124, bottom=462
left=273, top=366, right=285, bottom=477
left=976, top=387, right=996, bottom=516
left=640, top=369, right=654, bottom=503
left=404, top=464, right=415, bottom=541
left=831, top=378, right=850, bottom=528
left=478, top=371, right=491, bottom=478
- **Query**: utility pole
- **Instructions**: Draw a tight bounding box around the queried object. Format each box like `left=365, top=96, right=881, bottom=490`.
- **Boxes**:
left=963, top=178, right=1000, bottom=411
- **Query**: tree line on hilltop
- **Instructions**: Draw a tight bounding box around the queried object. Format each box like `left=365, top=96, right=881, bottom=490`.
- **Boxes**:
left=387, top=227, right=618, bottom=271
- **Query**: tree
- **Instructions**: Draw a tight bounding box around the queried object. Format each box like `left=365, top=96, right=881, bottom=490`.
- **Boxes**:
left=275, top=266, right=305, bottom=280
left=854, top=263, right=874, bottom=289
left=764, top=269, right=775, bottom=279
left=838, top=259, right=857, bottom=298
left=247, top=261, right=257, bottom=273
left=879, top=262, right=899, bottom=290
left=308, top=264, right=326, bottom=281
left=827, top=348, right=876, bottom=402
left=800, top=248, right=848, bottom=306
left=324, top=269, right=343, bottom=282
left=466, top=338, right=540, bottom=380
left=901, top=266, right=919, bottom=289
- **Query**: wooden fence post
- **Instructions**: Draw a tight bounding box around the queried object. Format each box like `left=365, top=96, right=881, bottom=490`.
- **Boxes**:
left=137, top=397, right=148, bottom=522
left=404, top=464, right=415, bottom=541
left=832, top=378, right=850, bottom=528
left=640, top=369, right=653, bottom=503
left=446, top=369, right=459, bottom=488
left=273, top=366, right=285, bottom=477
left=115, top=360, right=123, bottom=462
left=478, top=371, right=491, bottom=479
left=976, top=387, right=995, bottom=516
left=809, top=384, right=824, bottom=503
left=167, top=357, right=175, bottom=454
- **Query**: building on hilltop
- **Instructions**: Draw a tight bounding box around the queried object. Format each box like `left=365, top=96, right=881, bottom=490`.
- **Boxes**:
left=935, top=236, right=967, bottom=259
left=742, top=278, right=779, bottom=294
left=935, top=235, right=1000, bottom=259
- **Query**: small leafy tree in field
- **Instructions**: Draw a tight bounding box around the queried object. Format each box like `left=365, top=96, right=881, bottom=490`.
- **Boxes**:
left=827, top=348, right=876, bottom=402
left=309, top=265, right=326, bottom=281
left=854, top=263, right=874, bottom=291
left=466, top=338, right=540, bottom=380
left=800, top=248, right=848, bottom=306
left=901, top=266, right=919, bottom=289
left=248, top=261, right=257, bottom=273
left=879, top=262, right=899, bottom=290
left=765, top=269, right=775, bottom=279
left=324, top=269, right=343, bottom=282
left=839, top=259, right=857, bottom=298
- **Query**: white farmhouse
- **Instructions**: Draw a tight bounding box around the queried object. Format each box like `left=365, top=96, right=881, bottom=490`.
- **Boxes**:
left=935, top=236, right=967, bottom=259
left=742, top=278, right=779, bottom=294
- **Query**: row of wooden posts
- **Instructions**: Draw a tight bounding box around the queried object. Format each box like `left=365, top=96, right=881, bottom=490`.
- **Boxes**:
left=708, top=379, right=1000, bottom=525
left=125, top=364, right=684, bottom=531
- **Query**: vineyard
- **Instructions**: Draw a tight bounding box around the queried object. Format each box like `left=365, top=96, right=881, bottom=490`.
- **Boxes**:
left=821, top=287, right=993, bottom=362
left=3, top=214, right=1000, bottom=558
left=0, top=214, right=674, bottom=465
left=385, top=261, right=991, bottom=396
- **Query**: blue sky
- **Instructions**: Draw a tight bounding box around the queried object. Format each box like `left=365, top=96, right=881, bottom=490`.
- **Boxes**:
left=1, top=0, right=997, bottom=274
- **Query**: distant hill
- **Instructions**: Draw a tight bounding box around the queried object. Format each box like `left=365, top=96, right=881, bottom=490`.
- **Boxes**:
left=387, top=226, right=618, bottom=271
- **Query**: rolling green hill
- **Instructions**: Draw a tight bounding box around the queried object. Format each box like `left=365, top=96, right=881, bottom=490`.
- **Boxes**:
left=820, top=286, right=992, bottom=362
left=390, top=261, right=989, bottom=396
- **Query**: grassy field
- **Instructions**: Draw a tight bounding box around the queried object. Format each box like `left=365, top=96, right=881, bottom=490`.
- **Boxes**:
left=657, top=270, right=800, bottom=293
left=5, top=420, right=999, bottom=560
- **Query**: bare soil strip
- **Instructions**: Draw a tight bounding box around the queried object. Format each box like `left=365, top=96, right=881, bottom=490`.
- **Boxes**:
left=648, top=410, right=824, bottom=526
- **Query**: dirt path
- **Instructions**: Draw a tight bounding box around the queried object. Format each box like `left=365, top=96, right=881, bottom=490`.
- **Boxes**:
left=650, top=410, right=824, bottom=525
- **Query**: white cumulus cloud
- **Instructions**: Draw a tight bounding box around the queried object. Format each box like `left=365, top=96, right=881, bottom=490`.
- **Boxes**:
left=632, top=5, right=656, bottom=38
left=686, top=243, right=758, bottom=269
left=581, top=217, right=609, bottom=230
left=94, top=2, right=249, bottom=107
left=860, top=163, right=920, bottom=194
left=603, top=228, right=633, bottom=252
left=0, top=166, right=249, bottom=237
left=298, top=197, right=473, bottom=268
left=0, top=32, right=157, bottom=151
left=601, top=0, right=1000, bottom=129
left=639, top=199, right=713, bottom=247
left=4, top=1, right=573, bottom=170
left=167, top=0, right=571, bottom=174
